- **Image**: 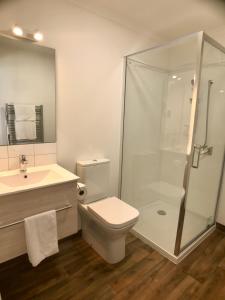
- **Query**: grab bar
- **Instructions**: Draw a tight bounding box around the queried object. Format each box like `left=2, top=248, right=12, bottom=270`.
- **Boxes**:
left=0, top=204, right=72, bottom=230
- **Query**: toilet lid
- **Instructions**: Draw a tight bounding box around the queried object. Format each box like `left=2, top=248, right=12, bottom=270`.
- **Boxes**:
left=87, top=197, right=139, bottom=229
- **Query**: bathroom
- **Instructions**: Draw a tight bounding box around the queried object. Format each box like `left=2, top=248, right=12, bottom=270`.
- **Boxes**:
left=0, top=0, right=225, bottom=299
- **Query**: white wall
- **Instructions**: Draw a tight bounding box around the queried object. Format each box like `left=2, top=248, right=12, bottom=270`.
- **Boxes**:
left=0, top=0, right=153, bottom=196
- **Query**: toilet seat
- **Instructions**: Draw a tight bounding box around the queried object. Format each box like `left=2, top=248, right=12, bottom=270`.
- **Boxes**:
left=86, top=197, right=139, bottom=229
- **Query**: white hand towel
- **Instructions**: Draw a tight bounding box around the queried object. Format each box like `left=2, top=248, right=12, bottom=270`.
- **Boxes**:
left=15, top=121, right=37, bottom=140
left=14, top=104, right=36, bottom=121
left=24, top=210, right=59, bottom=267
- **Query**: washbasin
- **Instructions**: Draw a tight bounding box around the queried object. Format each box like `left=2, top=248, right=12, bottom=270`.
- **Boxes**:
left=0, top=164, right=79, bottom=196
left=0, top=170, right=61, bottom=187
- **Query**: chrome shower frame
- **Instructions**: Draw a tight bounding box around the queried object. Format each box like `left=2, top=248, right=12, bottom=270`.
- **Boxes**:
left=174, top=32, right=225, bottom=255
left=120, top=31, right=225, bottom=260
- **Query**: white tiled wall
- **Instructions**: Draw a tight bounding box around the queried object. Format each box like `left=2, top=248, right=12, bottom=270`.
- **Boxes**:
left=0, top=143, right=57, bottom=171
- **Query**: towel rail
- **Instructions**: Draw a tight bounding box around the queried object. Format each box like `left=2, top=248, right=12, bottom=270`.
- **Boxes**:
left=0, top=204, right=72, bottom=230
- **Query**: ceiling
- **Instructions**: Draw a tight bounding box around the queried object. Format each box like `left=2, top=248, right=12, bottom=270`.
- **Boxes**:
left=69, top=0, right=225, bottom=41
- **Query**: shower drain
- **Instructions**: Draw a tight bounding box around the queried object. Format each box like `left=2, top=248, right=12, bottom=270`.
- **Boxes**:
left=157, top=210, right=167, bottom=216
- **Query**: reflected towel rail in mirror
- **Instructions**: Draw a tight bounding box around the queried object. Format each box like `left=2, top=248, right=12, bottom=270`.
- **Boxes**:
left=5, top=104, right=44, bottom=145
left=0, top=204, right=72, bottom=230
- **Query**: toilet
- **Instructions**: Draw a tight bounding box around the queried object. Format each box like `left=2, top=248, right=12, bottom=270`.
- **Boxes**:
left=76, top=159, right=139, bottom=264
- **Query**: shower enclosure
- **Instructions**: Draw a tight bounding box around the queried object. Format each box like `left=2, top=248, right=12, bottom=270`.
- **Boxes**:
left=120, top=32, right=225, bottom=262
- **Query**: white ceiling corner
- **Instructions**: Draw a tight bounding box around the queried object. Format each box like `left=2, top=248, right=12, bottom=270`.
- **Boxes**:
left=68, top=0, right=225, bottom=41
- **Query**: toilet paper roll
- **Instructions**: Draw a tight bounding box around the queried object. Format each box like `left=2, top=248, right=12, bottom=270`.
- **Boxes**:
left=77, top=182, right=87, bottom=203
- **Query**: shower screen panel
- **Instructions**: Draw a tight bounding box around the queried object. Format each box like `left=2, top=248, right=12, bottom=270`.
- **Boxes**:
left=180, top=37, right=225, bottom=250
left=121, top=32, right=225, bottom=259
left=121, top=33, right=200, bottom=255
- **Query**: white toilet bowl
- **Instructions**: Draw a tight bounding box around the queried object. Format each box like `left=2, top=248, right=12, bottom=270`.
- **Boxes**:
left=76, top=158, right=139, bottom=263
left=78, top=197, right=139, bottom=264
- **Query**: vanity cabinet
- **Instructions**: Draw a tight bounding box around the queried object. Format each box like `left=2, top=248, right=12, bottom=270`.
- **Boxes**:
left=0, top=182, right=78, bottom=263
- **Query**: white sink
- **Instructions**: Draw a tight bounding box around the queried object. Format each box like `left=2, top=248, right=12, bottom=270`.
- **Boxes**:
left=0, top=164, right=79, bottom=196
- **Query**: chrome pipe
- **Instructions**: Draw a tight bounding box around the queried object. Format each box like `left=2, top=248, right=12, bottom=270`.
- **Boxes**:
left=0, top=204, right=72, bottom=230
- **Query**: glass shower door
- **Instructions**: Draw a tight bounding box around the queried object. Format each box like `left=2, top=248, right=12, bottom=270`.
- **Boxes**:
left=121, top=32, right=225, bottom=260
left=121, top=33, right=200, bottom=256
left=179, top=37, right=225, bottom=251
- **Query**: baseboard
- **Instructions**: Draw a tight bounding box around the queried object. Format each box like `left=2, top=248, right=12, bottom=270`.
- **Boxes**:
left=216, top=222, right=225, bottom=232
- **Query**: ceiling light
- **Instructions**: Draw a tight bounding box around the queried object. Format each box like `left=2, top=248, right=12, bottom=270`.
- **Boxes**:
left=219, top=89, right=224, bottom=93
left=172, top=75, right=177, bottom=79
left=177, top=77, right=182, bottom=80
left=33, top=31, right=43, bottom=41
left=12, top=25, right=23, bottom=37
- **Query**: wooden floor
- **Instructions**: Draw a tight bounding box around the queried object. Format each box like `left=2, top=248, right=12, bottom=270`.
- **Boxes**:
left=0, top=229, right=225, bottom=300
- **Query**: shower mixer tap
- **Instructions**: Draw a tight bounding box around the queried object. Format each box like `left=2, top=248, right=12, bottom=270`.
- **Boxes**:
left=192, top=79, right=214, bottom=169
left=200, top=145, right=213, bottom=155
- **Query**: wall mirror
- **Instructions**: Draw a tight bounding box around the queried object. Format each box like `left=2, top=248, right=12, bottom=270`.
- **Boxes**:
left=0, top=35, right=56, bottom=145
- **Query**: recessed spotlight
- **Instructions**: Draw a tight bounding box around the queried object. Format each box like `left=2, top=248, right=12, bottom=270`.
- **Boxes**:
left=12, top=25, right=23, bottom=37
left=177, top=77, right=182, bottom=80
left=172, top=75, right=177, bottom=79
left=219, top=89, right=224, bottom=93
left=33, top=31, right=43, bottom=41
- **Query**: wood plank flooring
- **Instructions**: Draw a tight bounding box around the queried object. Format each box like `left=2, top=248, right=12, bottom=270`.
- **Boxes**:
left=0, top=229, right=225, bottom=300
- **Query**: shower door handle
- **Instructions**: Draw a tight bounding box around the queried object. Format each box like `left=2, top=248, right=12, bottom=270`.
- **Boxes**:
left=192, top=144, right=201, bottom=168
left=192, top=144, right=213, bottom=168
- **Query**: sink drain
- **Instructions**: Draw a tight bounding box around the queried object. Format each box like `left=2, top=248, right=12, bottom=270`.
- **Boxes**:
left=157, top=210, right=167, bottom=216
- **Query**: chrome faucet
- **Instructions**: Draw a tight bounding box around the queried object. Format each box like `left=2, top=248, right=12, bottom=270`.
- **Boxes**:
left=19, top=155, right=28, bottom=173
